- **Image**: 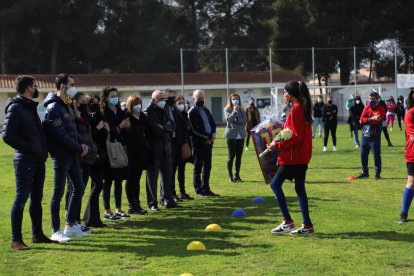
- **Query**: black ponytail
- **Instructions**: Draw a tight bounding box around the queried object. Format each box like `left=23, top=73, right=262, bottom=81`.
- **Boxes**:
left=407, top=88, right=414, bottom=110
left=284, top=81, right=313, bottom=123
left=298, top=81, right=313, bottom=123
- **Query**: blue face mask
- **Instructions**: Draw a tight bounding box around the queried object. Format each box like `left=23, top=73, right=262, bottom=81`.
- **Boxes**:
left=232, top=99, right=239, bottom=106
left=369, top=99, right=377, bottom=107
left=109, top=97, right=119, bottom=106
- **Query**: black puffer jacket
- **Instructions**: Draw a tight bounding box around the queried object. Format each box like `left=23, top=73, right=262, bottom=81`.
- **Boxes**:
left=125, top=112, right=151, bottom=169
left=2, top=96, right=48, bottom=162
left=42, top=92, right=83, bottom=157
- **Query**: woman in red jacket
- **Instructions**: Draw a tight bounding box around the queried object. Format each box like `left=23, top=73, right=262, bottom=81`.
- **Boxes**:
left=268, top=81, right=314, bottom=235
left=399, top=88, right=414, bottom=223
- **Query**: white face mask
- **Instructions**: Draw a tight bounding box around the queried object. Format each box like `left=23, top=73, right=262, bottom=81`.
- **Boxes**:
left=176, top=104, right=185, bottom=112
left=132, top=104, right=141, bottom=113
left=66, top=86, right=78, bottom=98
left=356, top=100, right=360, bottom=104
left=157, top=100, right=166, bottom=109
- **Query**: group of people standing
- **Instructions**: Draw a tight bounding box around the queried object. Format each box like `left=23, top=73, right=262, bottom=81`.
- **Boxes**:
left=4, top=74, right=414, bottom=250
left=3, top=74, right=220, bottom=249
left=313, top=92, right=407, bottom=152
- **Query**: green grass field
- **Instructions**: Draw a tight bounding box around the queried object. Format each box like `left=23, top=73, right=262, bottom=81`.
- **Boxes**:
left=0, top=124, right=413, bottom=275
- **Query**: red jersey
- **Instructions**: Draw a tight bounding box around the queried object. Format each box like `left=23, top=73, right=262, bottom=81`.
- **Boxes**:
left=273, top=102, right=312, bottom=165
left=359, top=104, right=386, bottom=125
left=404, top=107, right=414, bottom=162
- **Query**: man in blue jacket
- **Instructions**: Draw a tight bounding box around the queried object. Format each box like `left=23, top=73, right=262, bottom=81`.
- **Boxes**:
left=188, top=90, right=219, bottom=197
left=43, top=73, right=88, bottom=242
left=3, top=75, right=57, bottom=250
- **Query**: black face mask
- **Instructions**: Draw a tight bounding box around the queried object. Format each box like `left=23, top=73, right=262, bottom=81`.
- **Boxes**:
left=33, top=89, right=39, bottom=99
left=196, top=100, right=204, bottom=107
left=89, top=103, right=100, bottom=113
left=166, top=96, right=175, bottom=106
left=78, top=103, right=88, bottom=114
left=328, top=100, right=333, bottom=104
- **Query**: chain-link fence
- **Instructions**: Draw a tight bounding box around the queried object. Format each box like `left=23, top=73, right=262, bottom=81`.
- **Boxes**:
left=180, top=45, right=413, bottom=122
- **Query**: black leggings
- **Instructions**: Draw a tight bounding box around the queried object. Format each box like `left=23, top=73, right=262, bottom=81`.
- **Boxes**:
left=103, top=178, right=123, bottom=210
left=125, top=161, right=144, bottom=209
left=397, top=113, right=405, bottom=130
left=83, top=167, right=104, bottom=225
left=246, top=131, right=251, bottom=147
left=323, top=121, right=337, bottom=147
left=382, top=125, right=392, bottom=145
left=227, top=138, right=245, bottom=177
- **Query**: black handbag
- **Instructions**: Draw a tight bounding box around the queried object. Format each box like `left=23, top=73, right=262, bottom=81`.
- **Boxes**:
left=81, top=141, right=98, bottom=165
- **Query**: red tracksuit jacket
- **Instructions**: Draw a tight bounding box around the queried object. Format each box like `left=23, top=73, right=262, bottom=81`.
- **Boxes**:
left=273, top=102, right=312, bottom=165
left=404, top=107, right=414, bottom=163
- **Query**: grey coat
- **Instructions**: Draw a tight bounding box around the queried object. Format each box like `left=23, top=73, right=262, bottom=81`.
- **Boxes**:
left=224, top=107, right=247, bottom=139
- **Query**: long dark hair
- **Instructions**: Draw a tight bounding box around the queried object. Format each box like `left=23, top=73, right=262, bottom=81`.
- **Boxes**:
left=102, top=87, right=120, bottom=110
left=284, top=81, right=313, bottom=123
left=407, top=88, right=414, bottom=110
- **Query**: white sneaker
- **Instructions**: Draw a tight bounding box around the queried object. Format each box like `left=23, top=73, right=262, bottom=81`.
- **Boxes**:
left=245, top=147, right=248, bottom=151
left=355, top=145, right=359, bottom=148
left=333, top=146, right=337, bottom=152
left=64, top=225, right=88, bottom=237
left=50, top=230, right=71, bottom=243
left=271, top=221, right=295, bottom=234
left=323, top=146, right=327, bottom=152
left=390, top=127, right=393, bottom=132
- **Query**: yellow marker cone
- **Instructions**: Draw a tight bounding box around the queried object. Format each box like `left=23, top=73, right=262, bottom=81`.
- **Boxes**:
left=205, top=223, right=222, bottom=232
left=187, top=241, right=206, bottom=251
left=180, top=274, right=194, bottom=276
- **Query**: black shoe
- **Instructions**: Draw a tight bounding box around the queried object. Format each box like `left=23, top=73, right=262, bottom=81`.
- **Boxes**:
left=196, top=190, right=206, bottom=197
left=399, top=212, right=408, bottom=223
left=179, top=193, right=194, bottom=200
left=129, top=206, right=147, bottom=215
left=204, top=190, right=220, bottom=197
left=388, top=143, right=393, bottom=147
left=234, top=176, right=244, bottom=182
left=159, top=198, right=166, bottom=206
left=128, top=208, right=140, bottom=214
left=173, top=195, right=183, bottom=203
left=356, top=172, right=369, bottom=179
left=86, top=222, right=107, bottom=228
left=165, top=202, right=180, bottom=209
left=375, top=173, right=381, bottom=180
left=228, top=176, right=234, bottom=183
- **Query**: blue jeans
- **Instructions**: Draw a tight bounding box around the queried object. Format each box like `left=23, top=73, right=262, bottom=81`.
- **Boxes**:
left=11, top=160, right=45, bottom=242
left=312, top=117, right=323, bottom=137
left=270, top=165, right=312, bottom=226
left=360, top=134, right=382, bottom=175
left=51, top=154, right=85, bottom=232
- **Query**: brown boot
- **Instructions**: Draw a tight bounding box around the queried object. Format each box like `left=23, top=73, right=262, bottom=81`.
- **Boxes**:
left=32, top=233, right=59, bottom=243
left=11, top=241, right=30, bottom=250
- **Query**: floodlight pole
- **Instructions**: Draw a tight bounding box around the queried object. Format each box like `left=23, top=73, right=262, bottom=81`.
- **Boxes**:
left=225, top=48, right=229, bottom=99
left=395, top=44, right=398, bottom=97
left=354, top=46, right=357, bottom=96
left=269, top=48, right=273, bottom=91
left=312, top=47, right=315, bottom=98
left=180, top=48, right=184, bottom=96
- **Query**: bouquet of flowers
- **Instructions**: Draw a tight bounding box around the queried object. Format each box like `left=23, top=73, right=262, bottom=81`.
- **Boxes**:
left=259, top=128, right=293, bottom=158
